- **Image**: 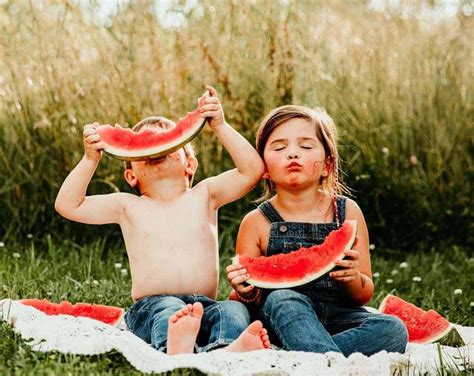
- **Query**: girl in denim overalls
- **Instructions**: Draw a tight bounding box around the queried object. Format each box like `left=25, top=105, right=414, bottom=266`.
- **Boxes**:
left=226, top=105, right=408, bottom=356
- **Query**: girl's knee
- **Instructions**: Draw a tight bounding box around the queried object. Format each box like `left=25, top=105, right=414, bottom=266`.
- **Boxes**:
left=263, top=289, right=312, bottom=316
left=376, top=314, right=409, bottom=353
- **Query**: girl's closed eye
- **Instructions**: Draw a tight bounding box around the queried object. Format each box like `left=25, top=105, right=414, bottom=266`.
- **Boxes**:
left=301, top=145, right=313, bottom=149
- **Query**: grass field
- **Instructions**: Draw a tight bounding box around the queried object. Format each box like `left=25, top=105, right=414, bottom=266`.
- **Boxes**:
left=0, top=0, right=472, bottom=374
left=1, top=239, right=472, bottom=374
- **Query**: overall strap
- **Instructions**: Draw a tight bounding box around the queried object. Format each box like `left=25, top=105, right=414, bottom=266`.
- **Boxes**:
left=336, top=196, right=347, bottom=226
left=258, top=201, right=285, bottom=223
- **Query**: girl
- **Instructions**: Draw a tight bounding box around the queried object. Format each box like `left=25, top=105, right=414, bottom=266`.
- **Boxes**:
left=226, top=105, right=408, bottom=356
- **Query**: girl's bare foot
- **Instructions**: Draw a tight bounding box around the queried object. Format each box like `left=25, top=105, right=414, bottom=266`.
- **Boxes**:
left=224, top=320, right=271, bottom=352
left=167, top=302, right=203, bottom=355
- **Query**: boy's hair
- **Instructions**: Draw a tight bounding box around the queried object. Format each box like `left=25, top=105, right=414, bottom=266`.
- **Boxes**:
left=124, top=116, right=196, bottom=187
left=255, top=105, right=349, bottom=204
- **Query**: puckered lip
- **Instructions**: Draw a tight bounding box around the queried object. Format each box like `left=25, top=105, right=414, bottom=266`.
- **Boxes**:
left=287, top=161, right=302, bottom=168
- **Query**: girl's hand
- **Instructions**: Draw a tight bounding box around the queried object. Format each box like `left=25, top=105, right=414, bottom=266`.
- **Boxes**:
left=198, top=85, right=225, bottom=129
left=83, top=123, right=106, bottom=162
left=330, top=236, right=361, bottom=283
left=226, top=263, right=258, bottom=299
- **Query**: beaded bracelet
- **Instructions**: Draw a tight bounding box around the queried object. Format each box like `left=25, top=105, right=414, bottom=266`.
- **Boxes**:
left=234, top=287, right=261, bottom=303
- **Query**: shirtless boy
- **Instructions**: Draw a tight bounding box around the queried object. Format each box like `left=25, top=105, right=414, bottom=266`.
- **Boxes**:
left=55, top=86, right=270, bottom=354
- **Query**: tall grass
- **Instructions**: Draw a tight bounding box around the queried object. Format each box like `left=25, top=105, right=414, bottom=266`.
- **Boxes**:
left=0, top=1, right=472, bottom=250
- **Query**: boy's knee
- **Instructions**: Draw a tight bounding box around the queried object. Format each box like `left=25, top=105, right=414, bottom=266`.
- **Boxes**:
left=219, top=300, right=250, bottom=321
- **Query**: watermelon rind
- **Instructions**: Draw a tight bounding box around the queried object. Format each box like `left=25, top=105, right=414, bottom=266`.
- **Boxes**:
left=100, top=113, right=206, bottom=162
left=378, top=294, right=452, bottom=344
left=233, top=220, right=357, bottom=289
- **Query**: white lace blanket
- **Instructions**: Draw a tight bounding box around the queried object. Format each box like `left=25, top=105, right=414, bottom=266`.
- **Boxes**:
left=1, top=299, right=472, bottom=375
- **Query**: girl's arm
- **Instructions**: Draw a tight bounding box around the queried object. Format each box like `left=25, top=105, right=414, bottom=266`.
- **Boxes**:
left=226, top=210, right=265, bottom=305
left=330, top=199, right=374, bottom=305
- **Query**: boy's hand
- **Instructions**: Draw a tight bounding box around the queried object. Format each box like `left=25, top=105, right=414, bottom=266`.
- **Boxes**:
left=226, top=263, right=258, bottom=298
left=83, top=123, right=107, bottom=162
left=330, top=236, right=361, bottom=283
left=198, top=85, right=225, bottom=129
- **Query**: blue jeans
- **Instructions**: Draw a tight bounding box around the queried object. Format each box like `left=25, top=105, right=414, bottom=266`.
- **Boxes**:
left=259, top=289, right=408, bottom=356
left=125, top=294, right=250, bottom=353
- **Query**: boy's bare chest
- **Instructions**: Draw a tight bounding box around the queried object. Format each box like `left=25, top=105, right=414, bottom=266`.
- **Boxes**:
left=124, top=193, right=216, bottom=234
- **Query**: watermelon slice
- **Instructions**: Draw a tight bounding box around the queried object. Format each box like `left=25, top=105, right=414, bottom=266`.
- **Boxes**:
left=97, top=108, right=206, bottom=161
left=233, top=220, right=357, bottom=289
left=379, top=294, right=452, bottom=344
left=20, top=299, right=124, bottom=326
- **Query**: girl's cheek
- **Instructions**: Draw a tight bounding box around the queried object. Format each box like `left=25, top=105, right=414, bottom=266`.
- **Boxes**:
left=263, top=154, right=281, bottom=172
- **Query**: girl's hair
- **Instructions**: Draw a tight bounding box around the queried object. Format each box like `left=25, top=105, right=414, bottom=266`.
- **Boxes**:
left=124, top=116, right=196, bottom=188
left=256, top=105, right=349, bottom=221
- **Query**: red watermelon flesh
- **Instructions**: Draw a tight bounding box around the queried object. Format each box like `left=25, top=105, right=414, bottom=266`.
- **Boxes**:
left=234, top=220, right=357, bottom=289
left=379, top=294, right=452, bottom=344
left=97, top=108, right=206, bottom=161
left=21, top=299, right=124, bottom=326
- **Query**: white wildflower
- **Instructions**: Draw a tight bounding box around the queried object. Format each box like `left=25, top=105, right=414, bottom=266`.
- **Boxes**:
left=399, top=262, right=408, bottom=268
left=382, top=147, right=390, bottom=155
left=114, top=263, right=122, bottom=269
left=12, top=252, right=20, bottom=258
left=386, top=279, right=393, bottom=284
left=391, top=270, right=399, bottom=276
left=454, top=289, right=462, bottom=295
left=0, top=242, right=4, bottom=247
left=46, top=291, right=52, bottom=297
left=121, top=269, right=128, bottom=276
left=373, top=272, right=380, bottom=278
left=27, top=233, right=33, bottom=239
left=409, top=155, right=418, bottom=166
left=470, top=302, right=474, bottom=307
left=412, top=276, right=422, bottom=282
left=369, top=244, right=376, bottom=250
left=92, top=280, right=99, bottom=286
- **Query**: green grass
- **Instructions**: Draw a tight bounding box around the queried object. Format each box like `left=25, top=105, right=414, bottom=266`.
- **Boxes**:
left=0, top=1, right=472, bottom=250
left=0, top=238, right=472, bottom=374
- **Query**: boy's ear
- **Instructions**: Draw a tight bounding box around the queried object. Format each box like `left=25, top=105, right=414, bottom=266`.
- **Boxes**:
left=124, top=168, right=138, bottom=188
left=185, top=155, right=198, bottom=178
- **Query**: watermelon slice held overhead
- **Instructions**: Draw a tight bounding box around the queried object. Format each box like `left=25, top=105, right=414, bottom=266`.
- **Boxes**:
left=97, top=108, right=206, bottom=161
left=233, top=220, right=357, bottom=289
left=379, top=294, right=452, bottom=344
left=20, top=299, right=124, bottom=326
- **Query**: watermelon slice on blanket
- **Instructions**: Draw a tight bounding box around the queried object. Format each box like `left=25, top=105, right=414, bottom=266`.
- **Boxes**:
left=379, top=294, right=452, bottom=344
left=233, top=220, right=357, bottom=289
left=20, top=299, right=124, bottom=326
left=97, top=108, right=206, bottom=161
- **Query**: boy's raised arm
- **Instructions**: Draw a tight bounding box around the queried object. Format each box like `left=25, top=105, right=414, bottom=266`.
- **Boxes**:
left=200, top=86, right=264, bottom=209
left=55, top=123, right=127, bottom=225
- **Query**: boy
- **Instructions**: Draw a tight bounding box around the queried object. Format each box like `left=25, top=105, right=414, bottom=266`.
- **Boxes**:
left=55, top=86, right=270, bottom=354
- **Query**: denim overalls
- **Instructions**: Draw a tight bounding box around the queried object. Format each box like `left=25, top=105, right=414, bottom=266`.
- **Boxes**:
left=256, top=196, right=408, bottom=356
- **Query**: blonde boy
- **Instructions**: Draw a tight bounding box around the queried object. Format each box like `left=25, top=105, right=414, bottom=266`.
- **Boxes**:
left=55, top=86, right=270, bottom=354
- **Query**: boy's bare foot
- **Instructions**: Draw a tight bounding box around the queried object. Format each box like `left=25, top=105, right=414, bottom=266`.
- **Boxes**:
left=224, top=320, right=271, bottom=352
left=167, top=302, right=203, bottom=355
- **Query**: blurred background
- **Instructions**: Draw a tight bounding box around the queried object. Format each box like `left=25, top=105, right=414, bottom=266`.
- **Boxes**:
left=0, top=0, right=472, bottom=254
